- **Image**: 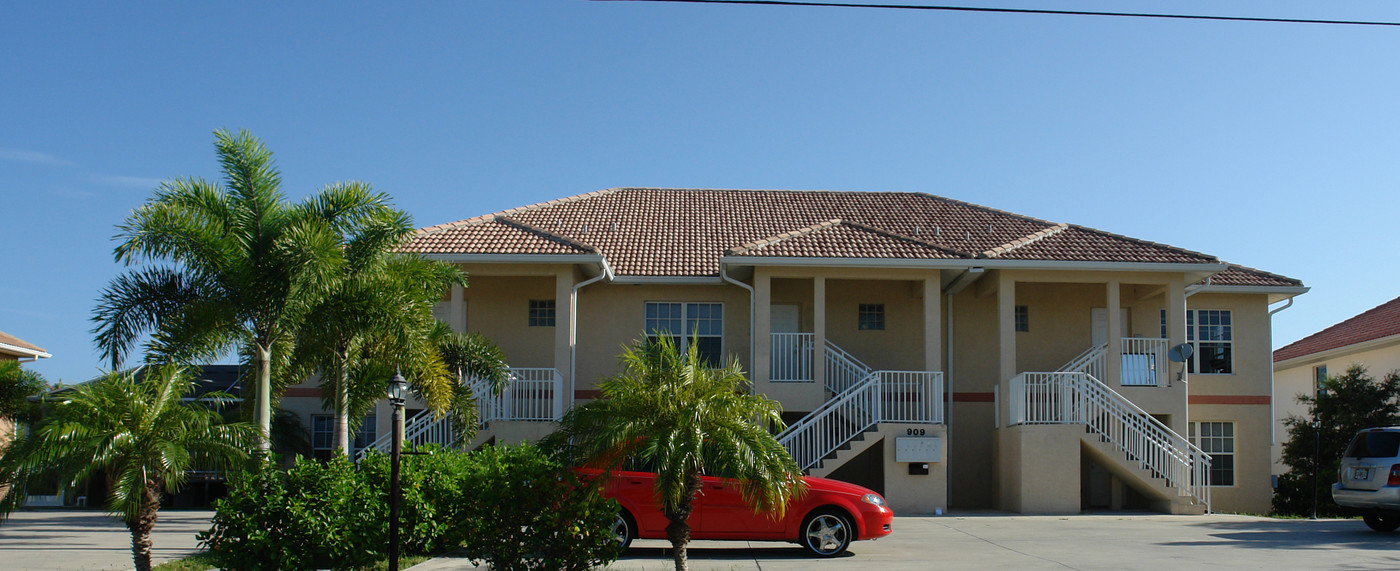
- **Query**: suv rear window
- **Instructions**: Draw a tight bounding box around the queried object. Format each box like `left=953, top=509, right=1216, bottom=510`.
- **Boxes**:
left=1343, top=431, right=1400, bottom=458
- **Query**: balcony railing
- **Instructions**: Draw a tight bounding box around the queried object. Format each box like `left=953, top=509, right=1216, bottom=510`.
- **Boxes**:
left=771, top=332, right=814, bottom=382
left=777, top=371, right=943, bottom=471
left=1121, top=337, right=1167, bottom=387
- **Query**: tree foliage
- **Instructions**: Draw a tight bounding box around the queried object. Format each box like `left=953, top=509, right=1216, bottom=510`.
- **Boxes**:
left=0, top=367, right=257, bottom=571
left=546, top=335, right=804, bottom=571
left=1273, top=364, right=1400, bottom=516
left=0, top=360, right=47, bottom=425
left=92, top=129, right=400, bottom=451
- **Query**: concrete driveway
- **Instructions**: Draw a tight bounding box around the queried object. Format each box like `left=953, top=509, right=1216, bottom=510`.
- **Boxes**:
left=413, top=512, right=1400, bottom=571
left=0, top=509, right=210, bottom=571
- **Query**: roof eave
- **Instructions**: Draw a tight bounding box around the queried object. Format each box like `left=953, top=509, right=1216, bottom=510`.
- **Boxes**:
left=1194, top=285, right=1310, bottom=304
left=418, top=253, right=608, bottom=277
left=1274, top=331, right=1400, bottom=371
left=722, top=256, right=1228, bottom=275
left=0, top=342, right=51, bottom=360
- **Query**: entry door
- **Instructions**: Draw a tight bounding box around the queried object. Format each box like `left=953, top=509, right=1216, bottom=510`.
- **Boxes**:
left=1090, top=308, right=1130, bottom=346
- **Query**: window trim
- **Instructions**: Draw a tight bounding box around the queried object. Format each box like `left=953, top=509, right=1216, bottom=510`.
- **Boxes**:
left=528, top=299, right=556, bottom=327
left=1161, top=308, right=1234, bottom=375
left=1189, top=420, right=1235, bottom=487
left=644, top=301, right=725, bottom=364
left=858, top=303, right=886, bottom=331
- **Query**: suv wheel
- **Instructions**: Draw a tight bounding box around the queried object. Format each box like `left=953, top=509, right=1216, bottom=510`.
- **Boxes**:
left=1363, top=514, right=1400, bottom=532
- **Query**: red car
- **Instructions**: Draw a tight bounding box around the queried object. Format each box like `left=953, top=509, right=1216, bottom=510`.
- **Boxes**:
left=590, top=468, right=894, bottom=557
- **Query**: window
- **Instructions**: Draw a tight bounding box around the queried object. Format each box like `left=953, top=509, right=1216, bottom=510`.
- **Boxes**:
left=1314, top=365, right=1328, bottom=391
left=312, top=414, right=377, bottom=460
left=1189, top=421, right=1234, bottom=486
left=858, top=304, right=885, bottom=330
left=529, top=299, right=556, bottom=327
left=1015, top=305, right=1029, bottom=332
left=645, top=302, right=723, bottom=366
left=1160, top=309, right=1233, bottom=374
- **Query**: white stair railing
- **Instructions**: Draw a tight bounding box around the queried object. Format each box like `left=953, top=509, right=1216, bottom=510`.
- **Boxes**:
left=1057, top=343, right=1106, bottom=381
left=824, top=339, right=873, bottom=394
left=771, top=333, right=814, bottom=381
left=777, top=371, right=942, bottom=472
left=357, top=367, right=564, bottom=459
left=1121, top=338, right=1168, bottom=386
left=1009, top=372, right=1211, bottom=509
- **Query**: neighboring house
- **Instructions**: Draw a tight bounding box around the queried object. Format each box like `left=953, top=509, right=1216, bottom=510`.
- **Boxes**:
left=0, top=331, right=50, bottom=501
left=361, top=187, right=1303, bottom=515
left=1272, top=295, right=1400, bottom=475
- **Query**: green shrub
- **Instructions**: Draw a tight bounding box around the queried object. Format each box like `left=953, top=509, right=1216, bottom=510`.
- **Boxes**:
left=199, top=444, right=618, bottom=570
left=200, top=457, right=385, bottom=570
left=458, top=443, right=622, bottom=571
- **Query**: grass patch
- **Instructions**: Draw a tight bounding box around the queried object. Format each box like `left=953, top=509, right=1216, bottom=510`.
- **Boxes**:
left=153, top=552, right=433, bottom=571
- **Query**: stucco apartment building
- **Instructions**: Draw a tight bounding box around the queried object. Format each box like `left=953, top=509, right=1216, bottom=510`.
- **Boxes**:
left=1272, top=295, right=1400, bottom=475
left=366, top=188, right=1304, bottom=515
left=1, top=331, right=50, bottom=499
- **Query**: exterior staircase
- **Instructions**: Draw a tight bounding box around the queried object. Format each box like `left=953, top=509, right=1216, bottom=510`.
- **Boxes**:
left=773, top=336, right=943, bottom=473
left=357, top=366, right=563, bottom=459
left=1010, top=344, right=1211, bottom=512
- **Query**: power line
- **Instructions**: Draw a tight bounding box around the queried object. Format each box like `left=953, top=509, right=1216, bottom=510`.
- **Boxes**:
left=595, top=0, right=1400, bottom=27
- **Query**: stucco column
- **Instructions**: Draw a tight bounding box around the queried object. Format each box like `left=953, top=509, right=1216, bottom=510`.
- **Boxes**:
left=923, top=277, right=942, bottom=372
left=997, top=272, right=1016, bottom=427
left=755, top=272, right=772, bottom=385
left=1167, top=276, right=1187, bottom=433
left=449, top=283, right=466, bottom=333
left=813, top=276, right=826, bottom=389
left=1106, top=280, right=1122, bottom=387
left=555, top=269, right=574, bottom=413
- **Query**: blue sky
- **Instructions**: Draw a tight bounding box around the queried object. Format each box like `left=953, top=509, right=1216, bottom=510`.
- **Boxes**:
left=3, top=1, right=1397, bottom=384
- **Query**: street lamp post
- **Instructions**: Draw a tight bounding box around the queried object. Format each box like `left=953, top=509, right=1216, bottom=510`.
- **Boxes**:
left=1311, top=418, right=1322, bottom=520
left=387, top=369, right=407, bottom=571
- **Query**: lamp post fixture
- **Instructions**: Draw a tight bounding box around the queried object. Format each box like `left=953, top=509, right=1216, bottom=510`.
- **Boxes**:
left=387, top=369, right=407, bottom=571
left=1311, top=418, right=1322, bottom=520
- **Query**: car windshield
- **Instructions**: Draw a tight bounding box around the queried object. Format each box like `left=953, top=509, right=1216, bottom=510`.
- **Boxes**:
left=1343, top=431, right=1400, bottom=458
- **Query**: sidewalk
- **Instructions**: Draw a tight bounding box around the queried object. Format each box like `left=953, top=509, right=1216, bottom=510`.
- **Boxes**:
left=0, top=509, right=211, bottom=571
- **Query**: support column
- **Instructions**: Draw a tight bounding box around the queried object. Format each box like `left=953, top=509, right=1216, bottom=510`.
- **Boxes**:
left=1167, top=276, right=1188, bottom=433
left=1106, top=280, right=1122, bottom=387
left=449, top=283, right=466, bottom=333
left=813, top=277, right=826, bottom=389
left=555, top=270, right=574, bottom=412
left=997, top=272, right=1016, bottom=428
left=755, top=272, right=772, bottom=385
left=923, top=277, right=942, bottom=372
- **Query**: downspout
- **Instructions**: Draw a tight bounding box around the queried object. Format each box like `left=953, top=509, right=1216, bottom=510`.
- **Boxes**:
left=569, top=258, right=614, bottom=406
left=720, top=262, right=756, bottom=395
left=1267, top=297, right=1296, bottom=447
left=945, top=291, right=955, bottom=510
left=1181, top=275, right=1210, bottom=436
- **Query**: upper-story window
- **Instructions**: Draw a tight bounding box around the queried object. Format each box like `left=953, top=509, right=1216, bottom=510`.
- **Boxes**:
left=645, top=302, right=723, bottom=366
left=311, top=414, right=377, bottom=461
left=529, top=299, right=556, bottom=327
left=1314, top=364, right=1328, bottom=394
left=858, top=304, right=885, bottom=330
left=1160, top=309, right=1233, bottom=374
left=1015, top=305, right=1029, bottom=332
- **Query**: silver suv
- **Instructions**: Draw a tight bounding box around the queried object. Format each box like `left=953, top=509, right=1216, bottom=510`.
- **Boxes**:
left=1333, top=427, right=1400, bottom=532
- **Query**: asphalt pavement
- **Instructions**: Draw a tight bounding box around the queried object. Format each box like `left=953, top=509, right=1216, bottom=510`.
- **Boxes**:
left=0, top=509, right=209, bottom=571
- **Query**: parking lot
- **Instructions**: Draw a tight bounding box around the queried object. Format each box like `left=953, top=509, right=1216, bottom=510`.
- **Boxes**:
left=2, top=510, right=1398, bottom=570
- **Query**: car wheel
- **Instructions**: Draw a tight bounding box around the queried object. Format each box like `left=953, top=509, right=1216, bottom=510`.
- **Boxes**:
left=612, top=510, right=637, bottom=550
left=1363, top=514, right=1400, bottom=532
left=801, top=509, right=852, bottom=557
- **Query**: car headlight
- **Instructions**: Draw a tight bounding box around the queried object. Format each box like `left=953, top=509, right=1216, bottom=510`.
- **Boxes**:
left=861, top=493, right=886, bottom=507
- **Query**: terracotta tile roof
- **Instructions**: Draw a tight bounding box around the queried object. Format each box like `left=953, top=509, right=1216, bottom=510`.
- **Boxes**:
left=405, top=188, right=1296, bottom=286
left=1274, top=296, right=1400, bottom=363
left=0, top=331, right=48, bottom=357
left=1202, top=265, right=1303, bottom=288
left=728, top=219, right=965, bottom=259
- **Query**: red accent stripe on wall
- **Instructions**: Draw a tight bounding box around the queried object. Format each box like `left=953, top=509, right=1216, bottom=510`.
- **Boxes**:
left=575, top=390, right=602, bottom=400
left=1189, top=395, right=1270, bottom=405
left=952, top=392, right=995, bottom=403
left=283, top=387, right=322, bottom=398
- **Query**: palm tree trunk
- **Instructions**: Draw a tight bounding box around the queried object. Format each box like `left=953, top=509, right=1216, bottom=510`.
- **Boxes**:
left=126, top=481, right=160, bottom=571
left=664, top=471, right=703, bottom=571
left=334, top=355, right=351, bottom=458
left=254, top=343, right=273, bottom=454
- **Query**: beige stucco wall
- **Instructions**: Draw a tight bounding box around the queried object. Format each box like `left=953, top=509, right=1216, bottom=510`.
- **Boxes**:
left=997, top=424, right=1083, bottom=514
left=1273, top=336, right=1400, bottom=475
left=875, top=424, right=948, bottom=515
left=458, top=275, right=561, bottom=369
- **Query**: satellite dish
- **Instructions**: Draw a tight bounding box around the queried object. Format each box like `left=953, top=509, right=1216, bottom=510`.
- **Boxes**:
left=1168, top=343, right=1194, bottom=363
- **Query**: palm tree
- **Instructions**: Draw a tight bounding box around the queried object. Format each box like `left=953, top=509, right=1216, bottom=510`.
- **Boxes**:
left=288, top=205, right=468, bottom=458
left=431, top=325, right=510, bottom=447
left=548, top=335, right=806, bottom=571
left=92, top=129, right=396, bottom=452
left=0, top=366, right=257, bottom=571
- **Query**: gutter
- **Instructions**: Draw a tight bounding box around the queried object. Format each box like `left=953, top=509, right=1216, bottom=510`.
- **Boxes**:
left=0, top=342, right=51, bottom=361
left=570, top=257, right=615, bottom=404
left=721, top=255, right=1230, bottom=274
left=720, top=262, right=757, bottom=394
